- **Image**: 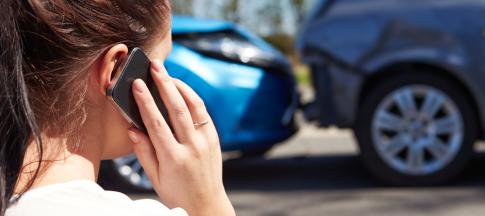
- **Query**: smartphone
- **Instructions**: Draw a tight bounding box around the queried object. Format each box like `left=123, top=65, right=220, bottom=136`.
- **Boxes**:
left=106, top=47, right=169, bottom=133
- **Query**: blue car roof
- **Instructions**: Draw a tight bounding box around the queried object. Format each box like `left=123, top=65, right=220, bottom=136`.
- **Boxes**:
left=172, top=15, right=233, bottom=34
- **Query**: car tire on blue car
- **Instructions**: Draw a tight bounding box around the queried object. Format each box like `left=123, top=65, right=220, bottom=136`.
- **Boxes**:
left=355, top=71, right=478, bottom=185
left=99, top=156, right=153, bottom=193
left=240, top=145, right=274, bottom=158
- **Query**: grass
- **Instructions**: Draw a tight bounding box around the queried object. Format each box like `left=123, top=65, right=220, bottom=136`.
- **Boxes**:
left=293, top=63, right=311, bottom=86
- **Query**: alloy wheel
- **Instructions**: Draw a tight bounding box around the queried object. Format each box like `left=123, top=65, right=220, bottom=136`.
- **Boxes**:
left=371, top=85, right=464, bottom=176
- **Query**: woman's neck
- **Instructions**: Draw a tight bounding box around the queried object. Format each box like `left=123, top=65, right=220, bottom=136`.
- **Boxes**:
left=15, top=134, right=102, bottom=193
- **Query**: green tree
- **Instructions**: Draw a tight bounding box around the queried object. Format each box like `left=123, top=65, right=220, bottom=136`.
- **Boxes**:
left=172, top=0, right=194, bottom=15
left=291, top=0, right=307, bottom=24
left=220, top=0, right=240, bottom=22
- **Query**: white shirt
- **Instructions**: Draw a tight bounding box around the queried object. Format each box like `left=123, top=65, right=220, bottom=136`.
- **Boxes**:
left=6, top=180, right=188, bottom=216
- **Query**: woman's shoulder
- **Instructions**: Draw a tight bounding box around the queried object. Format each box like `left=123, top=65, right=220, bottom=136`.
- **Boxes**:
left=6, top=180, right=187, bottom=216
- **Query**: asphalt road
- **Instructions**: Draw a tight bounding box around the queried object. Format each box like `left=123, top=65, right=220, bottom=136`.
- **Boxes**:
left=130, top=125, right=485, bottom=216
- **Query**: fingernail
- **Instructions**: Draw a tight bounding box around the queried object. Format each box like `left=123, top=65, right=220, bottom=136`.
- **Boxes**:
left=133, top=79, right=145, bottom=93
left=128, top=130, right=139, bottom=144
left=151, top=59, right=162, bottom=73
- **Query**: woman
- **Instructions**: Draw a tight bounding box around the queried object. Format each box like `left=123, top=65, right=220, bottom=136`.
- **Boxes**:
left=0, top=1, right=236, bottom=216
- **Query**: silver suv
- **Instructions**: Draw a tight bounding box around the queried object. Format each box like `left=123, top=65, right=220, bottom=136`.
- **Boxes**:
left=297, top=0, right=485, bottom=185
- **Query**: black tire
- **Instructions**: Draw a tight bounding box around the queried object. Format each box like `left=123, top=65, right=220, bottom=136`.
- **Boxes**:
left=98, top=160, right=153, bottom=193
left=240, top=145, right=274, bottom=158
left=355, top=71, right=478, bottom=186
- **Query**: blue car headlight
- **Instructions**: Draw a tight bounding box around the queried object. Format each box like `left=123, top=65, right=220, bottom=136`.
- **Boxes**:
left=173, top=30, right=289, bottom=70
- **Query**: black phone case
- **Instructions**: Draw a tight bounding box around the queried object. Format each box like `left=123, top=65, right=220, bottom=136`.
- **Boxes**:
left=107, top=48, right=169, bottom=133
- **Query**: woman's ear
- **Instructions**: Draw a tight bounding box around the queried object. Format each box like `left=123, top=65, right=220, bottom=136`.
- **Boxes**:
left=94, top=44, right=129, bottom=96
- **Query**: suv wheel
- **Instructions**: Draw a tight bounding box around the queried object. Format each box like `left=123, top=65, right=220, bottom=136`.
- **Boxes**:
left=356, top=72, right=477, bottom=185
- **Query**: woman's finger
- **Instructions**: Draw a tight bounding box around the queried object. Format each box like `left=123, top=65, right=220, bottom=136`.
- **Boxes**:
left=172, top=78, right=220, bottom=147
left=172, top=79, right=212, bottom=128
left=128, top=127, right=160, bottom=191
left=132, top=79, right=176, bottom=157
left=150, top=60, right=195, bottom=142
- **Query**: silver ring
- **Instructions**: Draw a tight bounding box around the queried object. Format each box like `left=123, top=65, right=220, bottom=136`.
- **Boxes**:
left=193, top=120, right=209, bottom=127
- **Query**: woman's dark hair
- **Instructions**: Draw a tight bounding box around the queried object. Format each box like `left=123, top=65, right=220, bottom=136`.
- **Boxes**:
left=0, top=0, right=171, bottom=215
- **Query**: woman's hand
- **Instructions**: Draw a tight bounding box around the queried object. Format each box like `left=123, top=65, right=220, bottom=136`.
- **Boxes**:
left=126, top=59, right=235, bottom=216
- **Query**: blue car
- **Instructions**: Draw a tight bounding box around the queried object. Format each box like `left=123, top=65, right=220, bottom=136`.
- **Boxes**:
left=100, top=16, right=299, bottom=191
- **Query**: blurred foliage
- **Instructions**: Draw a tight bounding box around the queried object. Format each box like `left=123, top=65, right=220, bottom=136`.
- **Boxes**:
left=294, top=63, right=311, bottom=86
left=263, top=34, right=311, bottom=86
left=171, top=0, right=193, bottom=15
left=291, top=0, right=308, bottom=24
left=171, top=0, right=316, bottom=36
left=263, top=34, right=295, bottom=56
left=171, top=0, right=314, bottom=86
left=222, top=0, right=240, bottom=22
